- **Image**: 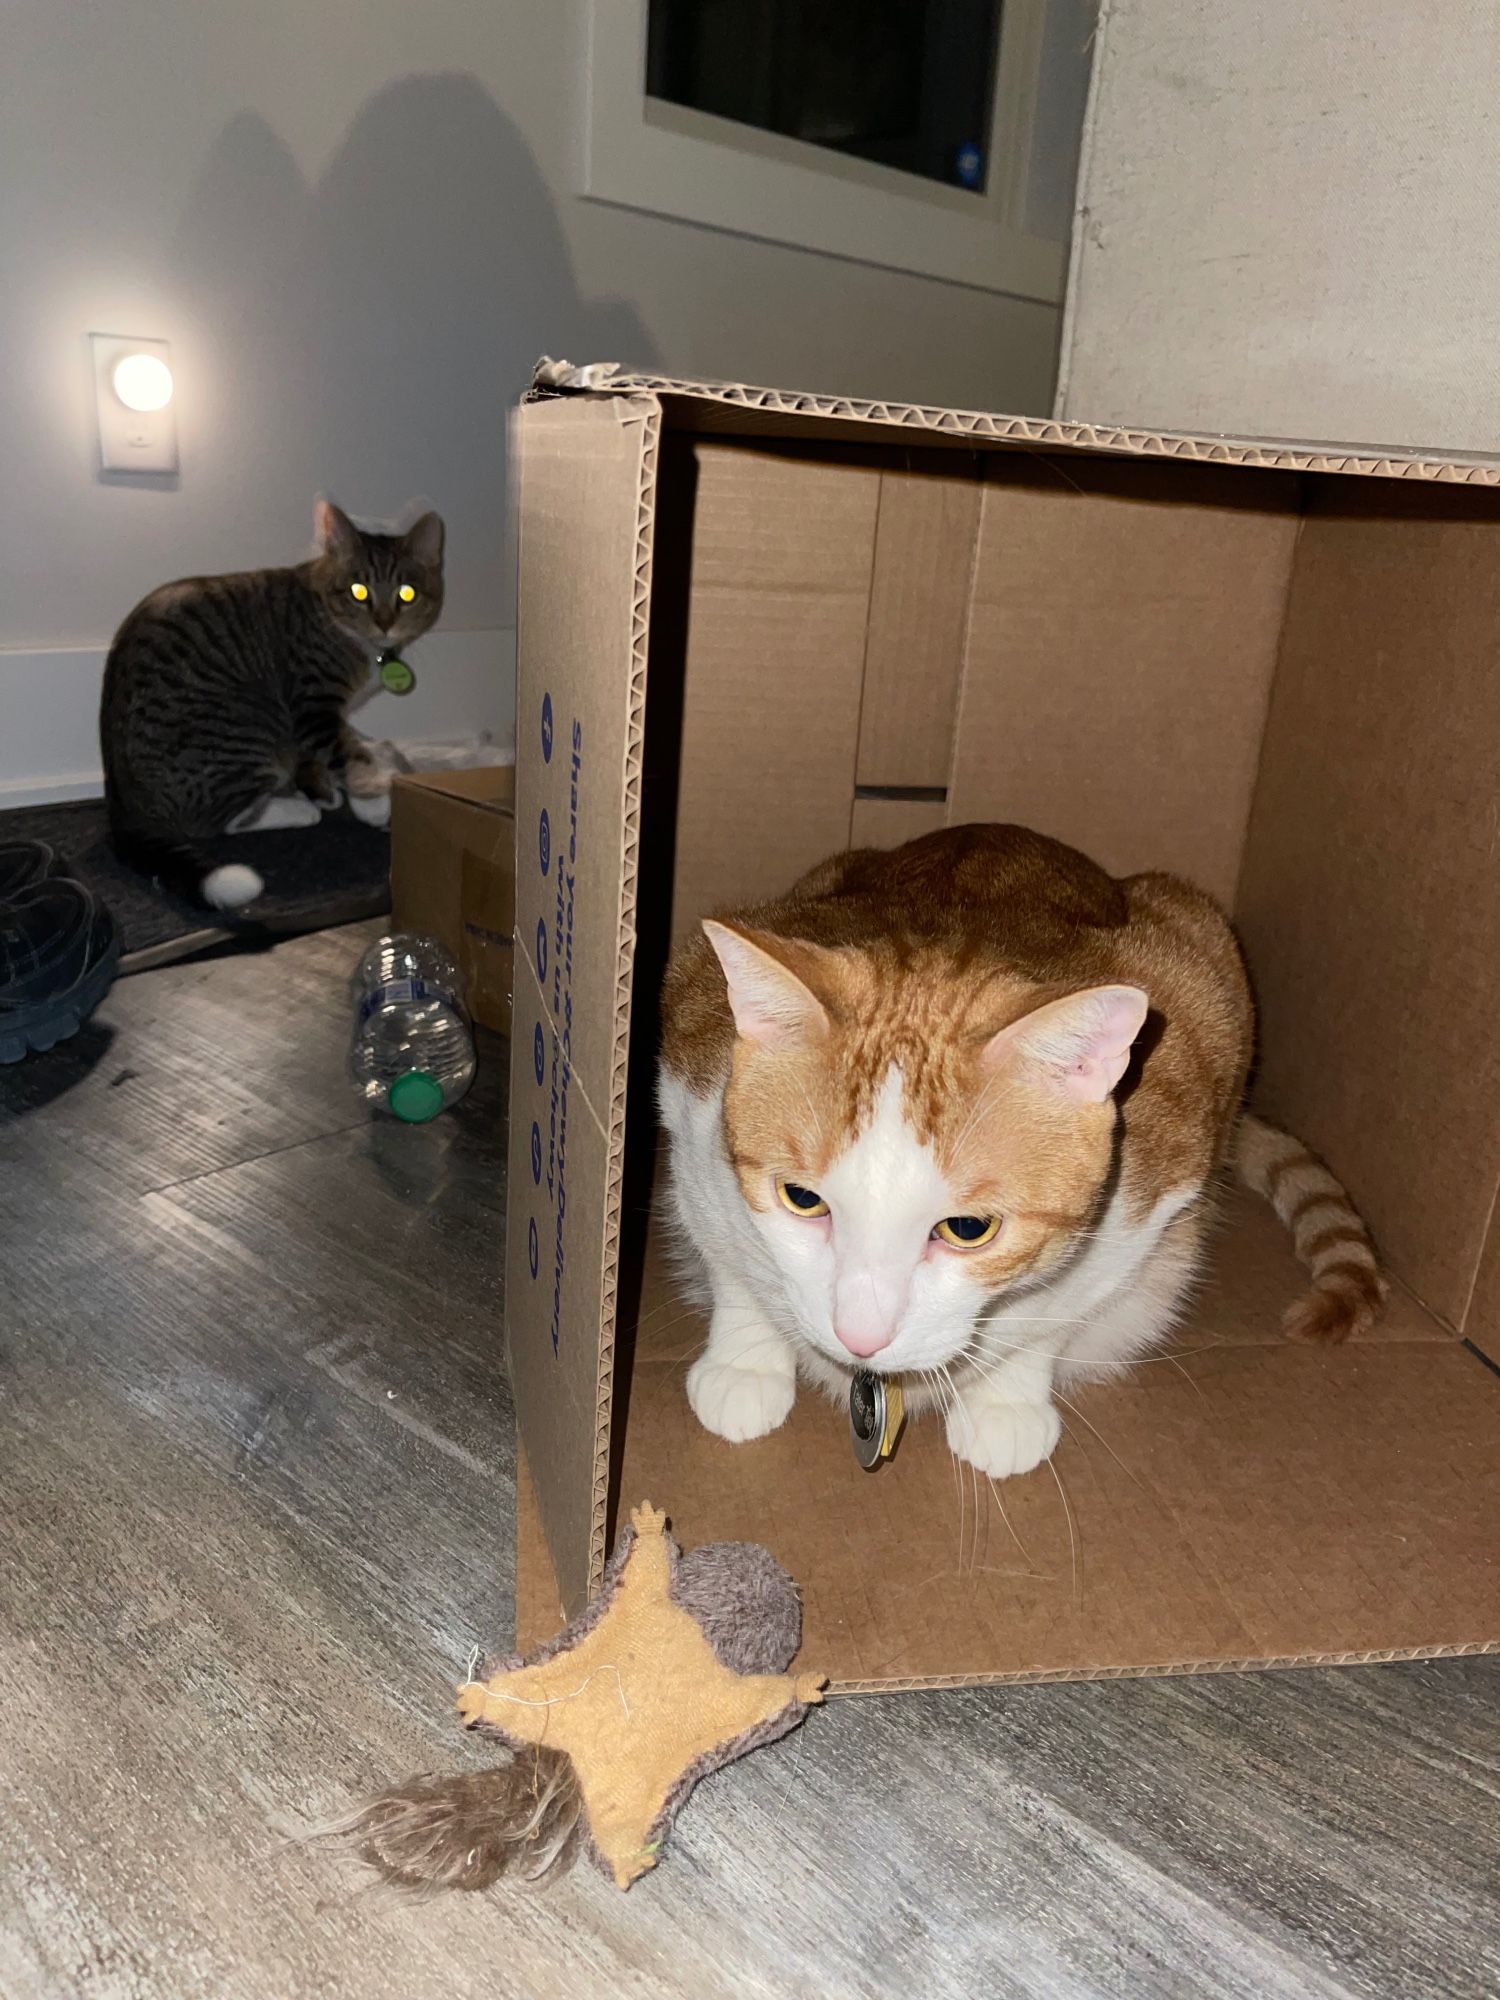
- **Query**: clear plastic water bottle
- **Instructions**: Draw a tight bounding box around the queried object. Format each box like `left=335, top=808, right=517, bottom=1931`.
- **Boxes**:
left=348, top=934, right=476, bottom=1122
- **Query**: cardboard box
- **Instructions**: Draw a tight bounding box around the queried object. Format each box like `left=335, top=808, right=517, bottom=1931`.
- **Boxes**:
left=390, top=767, right=515, bottom=1035
left=506, top=372, right=1499, bottom=1692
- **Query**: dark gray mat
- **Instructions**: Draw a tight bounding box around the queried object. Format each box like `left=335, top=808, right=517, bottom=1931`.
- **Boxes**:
left=0, top=798, right=389, bottom=961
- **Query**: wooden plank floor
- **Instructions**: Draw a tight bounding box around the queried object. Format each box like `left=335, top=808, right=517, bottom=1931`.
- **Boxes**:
left=1, top=923, right=1496, bottom=2000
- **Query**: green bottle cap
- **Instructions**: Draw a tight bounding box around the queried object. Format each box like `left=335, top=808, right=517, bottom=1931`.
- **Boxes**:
left=379, top=653, right=415, bottom=695
left=388, top=1070, right=444, bottom=1122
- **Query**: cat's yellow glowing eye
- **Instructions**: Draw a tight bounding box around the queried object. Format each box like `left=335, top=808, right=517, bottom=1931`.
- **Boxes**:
left=776, top=1179, right=829, bottom=1218
left=934, top=1215, right=1001, bottom=1249
left=398, top=583, right=417, bottom=604
left=349, top=582, right=369, bottom=602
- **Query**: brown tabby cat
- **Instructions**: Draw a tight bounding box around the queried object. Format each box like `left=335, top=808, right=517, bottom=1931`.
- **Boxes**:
left=100, top=501, right=443, bottom=909
left=659, top=824, right=1385, bottom=1477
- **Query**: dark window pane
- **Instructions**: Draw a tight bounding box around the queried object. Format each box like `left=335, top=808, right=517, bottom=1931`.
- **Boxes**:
left=647, top=1, right=1003, bottom=193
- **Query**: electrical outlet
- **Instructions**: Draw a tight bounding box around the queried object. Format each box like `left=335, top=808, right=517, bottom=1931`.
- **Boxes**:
left=90, top=333, right=178, bottom=474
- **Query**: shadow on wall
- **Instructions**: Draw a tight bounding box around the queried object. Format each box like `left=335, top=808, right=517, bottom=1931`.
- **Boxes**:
left=170, top=73, right=655, bottom=633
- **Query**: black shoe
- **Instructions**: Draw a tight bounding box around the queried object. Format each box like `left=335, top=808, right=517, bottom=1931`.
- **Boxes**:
left=0, top=879, right=121, bottom=1063
left=0, top=840, right=64, bottom=900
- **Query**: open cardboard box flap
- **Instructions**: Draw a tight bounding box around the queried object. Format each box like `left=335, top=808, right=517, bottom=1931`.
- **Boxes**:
left=505, top=372, right=1500, bottom=1690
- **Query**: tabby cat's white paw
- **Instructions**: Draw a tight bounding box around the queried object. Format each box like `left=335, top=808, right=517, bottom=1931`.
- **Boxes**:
left=348, top=789, right=392, bottom=828
left=687, top=1354, right=795, bottom=1443
left=946, top=1391, right=1061, bottom=1478
left=226, top=792, right=322, bottom=833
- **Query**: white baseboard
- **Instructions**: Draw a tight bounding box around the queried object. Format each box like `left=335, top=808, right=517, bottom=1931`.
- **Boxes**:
left=0, top=629, right=516, bottom=809
left=0, top=772, right=107, bottom=806
left=0, top=648, right=111, bottom=807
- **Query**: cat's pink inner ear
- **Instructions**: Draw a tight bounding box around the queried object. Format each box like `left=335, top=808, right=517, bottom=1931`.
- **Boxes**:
left=703, top=921, right=828, bottom=1049
left=985, top=985, right=1149, bottom=1103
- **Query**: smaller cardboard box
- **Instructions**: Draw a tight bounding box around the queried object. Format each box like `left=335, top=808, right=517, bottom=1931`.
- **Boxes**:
left=390, top=767, right=516, bottom=1034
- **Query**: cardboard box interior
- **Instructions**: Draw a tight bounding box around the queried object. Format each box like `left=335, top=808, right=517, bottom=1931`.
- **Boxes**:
left=506, top=381, right=1499, bottom=1690
left=390, top=766, right=516, bottom=1034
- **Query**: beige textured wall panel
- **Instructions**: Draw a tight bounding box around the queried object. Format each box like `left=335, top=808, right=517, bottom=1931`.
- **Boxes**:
left=1059, top=3, right=1500, bottom=455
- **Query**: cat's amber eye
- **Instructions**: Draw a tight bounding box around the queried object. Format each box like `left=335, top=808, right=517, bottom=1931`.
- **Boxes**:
left=934, top=1215, right=1001, bottom=1250
left=776, top=1178, right=829, bottom=1218
left=398, top=583, right=417, bottom=603
left=349, top=582, right=369, bottom=602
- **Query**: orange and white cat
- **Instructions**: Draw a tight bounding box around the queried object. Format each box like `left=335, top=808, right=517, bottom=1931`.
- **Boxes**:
left=659, top=825, right=1384, bottom=1478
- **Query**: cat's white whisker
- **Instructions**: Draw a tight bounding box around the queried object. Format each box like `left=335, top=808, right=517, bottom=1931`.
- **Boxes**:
left=920, top=1366, right=967, bottom=1568
left=1045, top=1451, right=1081, bottom=1605
left=955, top=1349, right=1138, bottom=1501
left=636, top=1299, right=757, bottom=1338
left=665, top=1329, right=798, bottom=1383
left=1162, top=1352, right=1211, bottom=1399
left=942, top=1361, right=1035, bottom=1571
left=927, top=1364, right=973, bottom=1573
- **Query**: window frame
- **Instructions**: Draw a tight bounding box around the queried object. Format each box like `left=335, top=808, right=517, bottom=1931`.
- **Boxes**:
left=582, top=0, right=1067, bottom=303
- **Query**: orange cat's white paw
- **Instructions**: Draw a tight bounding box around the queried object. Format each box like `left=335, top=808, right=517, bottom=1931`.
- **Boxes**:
left=687, top=1353, right=795, bottom=1443
left=946, top=1391, right=1061, bottom=1478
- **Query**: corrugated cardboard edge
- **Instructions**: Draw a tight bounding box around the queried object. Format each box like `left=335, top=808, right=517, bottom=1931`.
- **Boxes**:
left=830, top=1641, right=1497, bottom=1697
left=1052, top=0, right=1113, bottom=418
left=528, top=363, right=1500, bottom=483
left=585, top=395, right=661, bottom=1595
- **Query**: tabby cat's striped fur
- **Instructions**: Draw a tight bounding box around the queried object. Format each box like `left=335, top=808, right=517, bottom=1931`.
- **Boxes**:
left=100, top=501, right=443, bottom=909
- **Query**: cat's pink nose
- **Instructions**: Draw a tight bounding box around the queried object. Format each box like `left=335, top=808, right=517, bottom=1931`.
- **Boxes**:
left=833, top=1271, right=905, bottom=1356
left=834, top=1320, right=895, bottom=1358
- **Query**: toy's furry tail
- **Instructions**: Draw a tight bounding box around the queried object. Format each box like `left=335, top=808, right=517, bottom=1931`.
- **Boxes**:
left=337, top=1746, right=583, bottom=1891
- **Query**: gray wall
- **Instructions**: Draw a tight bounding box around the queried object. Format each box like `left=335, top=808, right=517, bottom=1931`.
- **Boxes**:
left=3, top=0, right=1072, bottom=664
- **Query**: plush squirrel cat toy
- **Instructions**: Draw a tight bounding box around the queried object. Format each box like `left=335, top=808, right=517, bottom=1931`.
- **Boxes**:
left=345, top=1505, right=824, bottom=1891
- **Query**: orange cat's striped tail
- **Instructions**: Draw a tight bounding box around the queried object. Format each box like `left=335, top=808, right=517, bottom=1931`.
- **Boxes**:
left=1234, top=1114, right=1388, bottom=1343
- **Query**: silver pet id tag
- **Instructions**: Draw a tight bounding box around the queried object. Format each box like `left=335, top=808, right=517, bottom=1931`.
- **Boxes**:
left=849, top=1370, right=906, bottom=1470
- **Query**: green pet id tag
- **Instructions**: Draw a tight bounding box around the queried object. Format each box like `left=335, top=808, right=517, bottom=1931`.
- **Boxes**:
left=378, top=650, right=416, bottom=695
left=850, top=1371, right=905, bottom=1470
